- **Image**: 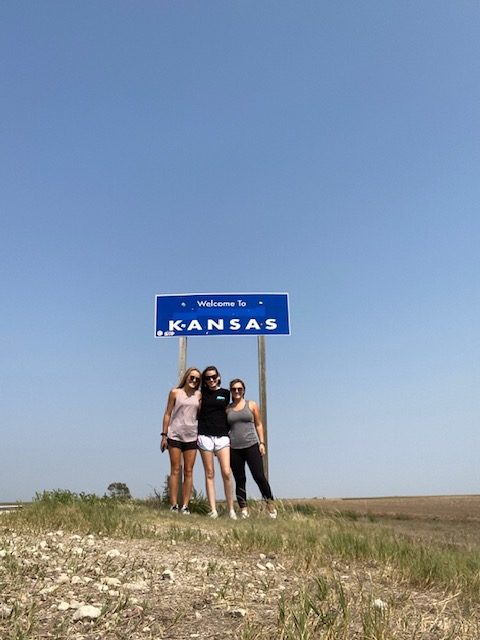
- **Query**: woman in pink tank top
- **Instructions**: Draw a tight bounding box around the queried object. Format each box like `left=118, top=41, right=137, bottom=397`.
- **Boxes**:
left=161, top=367, right=201, bottom=514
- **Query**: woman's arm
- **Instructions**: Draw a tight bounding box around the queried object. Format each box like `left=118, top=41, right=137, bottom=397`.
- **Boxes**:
left=161, top=389, right=177, bottom=451
left=249, top=401, right=266, bottom=457
left=196, top=391, right=202, bottom=416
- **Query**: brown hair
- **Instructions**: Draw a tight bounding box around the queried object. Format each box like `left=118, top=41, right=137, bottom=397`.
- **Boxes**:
left=202, top=365, right=221, bottom=391
left=229, top=378, right=246, bottom=393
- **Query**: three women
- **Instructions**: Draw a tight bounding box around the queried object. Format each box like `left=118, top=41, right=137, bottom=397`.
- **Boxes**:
left=161, top=365, right=275, bottom=518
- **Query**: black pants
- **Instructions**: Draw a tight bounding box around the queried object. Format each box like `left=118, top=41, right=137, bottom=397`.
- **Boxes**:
left=230, top=444, right=274, bottom=508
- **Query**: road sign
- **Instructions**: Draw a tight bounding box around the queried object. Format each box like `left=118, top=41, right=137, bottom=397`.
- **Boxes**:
left=155, top=292, right=290, bottom=337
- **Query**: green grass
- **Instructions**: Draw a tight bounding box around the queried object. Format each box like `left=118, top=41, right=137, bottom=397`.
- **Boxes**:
left=5, top=493, right=145, bottom=538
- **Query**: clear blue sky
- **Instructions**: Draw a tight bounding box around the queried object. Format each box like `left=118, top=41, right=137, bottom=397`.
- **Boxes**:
left=2, top=2, right=479, bottom=502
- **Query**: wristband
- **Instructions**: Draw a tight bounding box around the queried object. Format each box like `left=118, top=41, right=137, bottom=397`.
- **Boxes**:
left=260, top=442, right=265, bottom=446
left=161, top=433, right=168, bottom=437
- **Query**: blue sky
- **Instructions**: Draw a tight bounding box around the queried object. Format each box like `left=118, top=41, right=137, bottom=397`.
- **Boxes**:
left=2, top=1, right=479, bottom=502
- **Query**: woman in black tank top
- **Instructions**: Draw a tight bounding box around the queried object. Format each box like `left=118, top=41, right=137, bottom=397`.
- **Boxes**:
left=197, top=365, right=236, bottom=519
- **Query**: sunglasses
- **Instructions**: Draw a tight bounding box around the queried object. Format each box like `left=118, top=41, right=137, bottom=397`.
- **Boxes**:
left=189, top=375, right=200, bottom=383
left=205, top=375, right=218, bottom=381
left=231, top=387, right=244, bottom=392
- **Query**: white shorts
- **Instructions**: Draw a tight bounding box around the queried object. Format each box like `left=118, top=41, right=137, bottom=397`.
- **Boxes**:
left=197, top=435, right=230, bottom=453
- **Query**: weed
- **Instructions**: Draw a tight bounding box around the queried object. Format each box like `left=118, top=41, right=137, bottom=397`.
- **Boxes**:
left=206, top=559, right=218, bottom=575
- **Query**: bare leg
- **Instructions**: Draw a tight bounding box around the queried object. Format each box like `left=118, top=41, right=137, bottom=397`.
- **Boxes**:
left=200, top=449, right=217, bottom=512
left=168, top=447, right=182, bottom=506
left=216, top=446, right=234, bottom=512
left=181, top=449, right=197, bottom=507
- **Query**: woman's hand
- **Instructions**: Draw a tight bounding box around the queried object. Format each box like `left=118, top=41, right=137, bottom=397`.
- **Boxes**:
left=160, top=435, right=168, bottom=452
left=259, top=442, right=266, bottom=457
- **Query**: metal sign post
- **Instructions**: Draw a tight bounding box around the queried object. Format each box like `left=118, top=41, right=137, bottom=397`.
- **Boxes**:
left=178, top=337, right=187, bottom=383
left=177, top=336, right=188, bottom=504
left=257, top=335, right=269, bottom=480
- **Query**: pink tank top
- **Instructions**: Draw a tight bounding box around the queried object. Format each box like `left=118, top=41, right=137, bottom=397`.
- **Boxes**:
left=168, top=389, right=200, bottom=442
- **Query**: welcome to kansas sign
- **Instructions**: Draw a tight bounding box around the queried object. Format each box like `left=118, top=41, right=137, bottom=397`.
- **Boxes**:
left=155, top=293, right=290, bottom=337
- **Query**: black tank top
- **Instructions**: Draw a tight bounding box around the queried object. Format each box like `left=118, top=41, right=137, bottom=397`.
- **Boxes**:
left=197, top=387, right=230, bottom=437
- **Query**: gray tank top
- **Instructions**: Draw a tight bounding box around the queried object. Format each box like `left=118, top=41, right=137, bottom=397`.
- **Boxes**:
left=226, top=400, right=258, bottom=449
left=168, top=389, right=199, bottom=442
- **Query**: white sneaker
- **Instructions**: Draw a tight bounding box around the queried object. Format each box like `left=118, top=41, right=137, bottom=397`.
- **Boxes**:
left=208, top=510, right=218, bottom=519
left=240, top=508, right=250, bottom=519
left=268, top=508, right=277, bottom=519
left=229, top=510, right=238, bottom=520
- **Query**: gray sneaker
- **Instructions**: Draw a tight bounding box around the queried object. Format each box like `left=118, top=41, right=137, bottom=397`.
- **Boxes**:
left=170, top=504, right=179, bottom=513
left=180, top=505, right=190, bottom=515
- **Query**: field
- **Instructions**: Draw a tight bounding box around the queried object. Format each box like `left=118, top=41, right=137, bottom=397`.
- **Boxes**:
left=312, top=495, right=480, bottom=521
left=2, top=494, right=480, bottom=639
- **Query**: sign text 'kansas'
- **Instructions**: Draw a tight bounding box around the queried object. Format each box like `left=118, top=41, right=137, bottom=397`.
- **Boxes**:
left=155, top=293, right=290, bottom=337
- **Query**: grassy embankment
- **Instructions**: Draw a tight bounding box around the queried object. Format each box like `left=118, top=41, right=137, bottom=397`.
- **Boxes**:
left=1, top=491, right=480, bottom=639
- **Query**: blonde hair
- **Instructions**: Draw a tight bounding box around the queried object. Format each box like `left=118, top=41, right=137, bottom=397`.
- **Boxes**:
left=177, top=367, right=201, bottom=389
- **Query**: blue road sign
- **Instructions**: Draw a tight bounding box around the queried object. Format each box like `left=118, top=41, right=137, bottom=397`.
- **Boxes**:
left=155, top=293, right=290, bottom=337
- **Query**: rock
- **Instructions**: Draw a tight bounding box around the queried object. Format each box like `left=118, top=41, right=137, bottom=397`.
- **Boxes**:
left=56, top=574, right=70, bottom=584
left=72, top=605, right=101, bottom=621
left=0, top=604, right=13, bottom=618
left=123, top=605, right=144, bottom=618
left=265, top=562, right=275, bottom=571
left=104, top=577, right=122, bottom=586
left=57, top=602, right=70, bottom=611
left=124, top=581, right=149, bottom=592
left=229, top=608, right=247, bottom=618
left=105, top=549, right=121, bottom=558
left=373, top=598, right=388, bottom=611
left=162, top=569, right=174, bottom=580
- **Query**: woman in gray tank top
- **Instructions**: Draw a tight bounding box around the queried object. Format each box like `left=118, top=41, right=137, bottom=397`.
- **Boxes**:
left=226, top=378, right=277, bottom=519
